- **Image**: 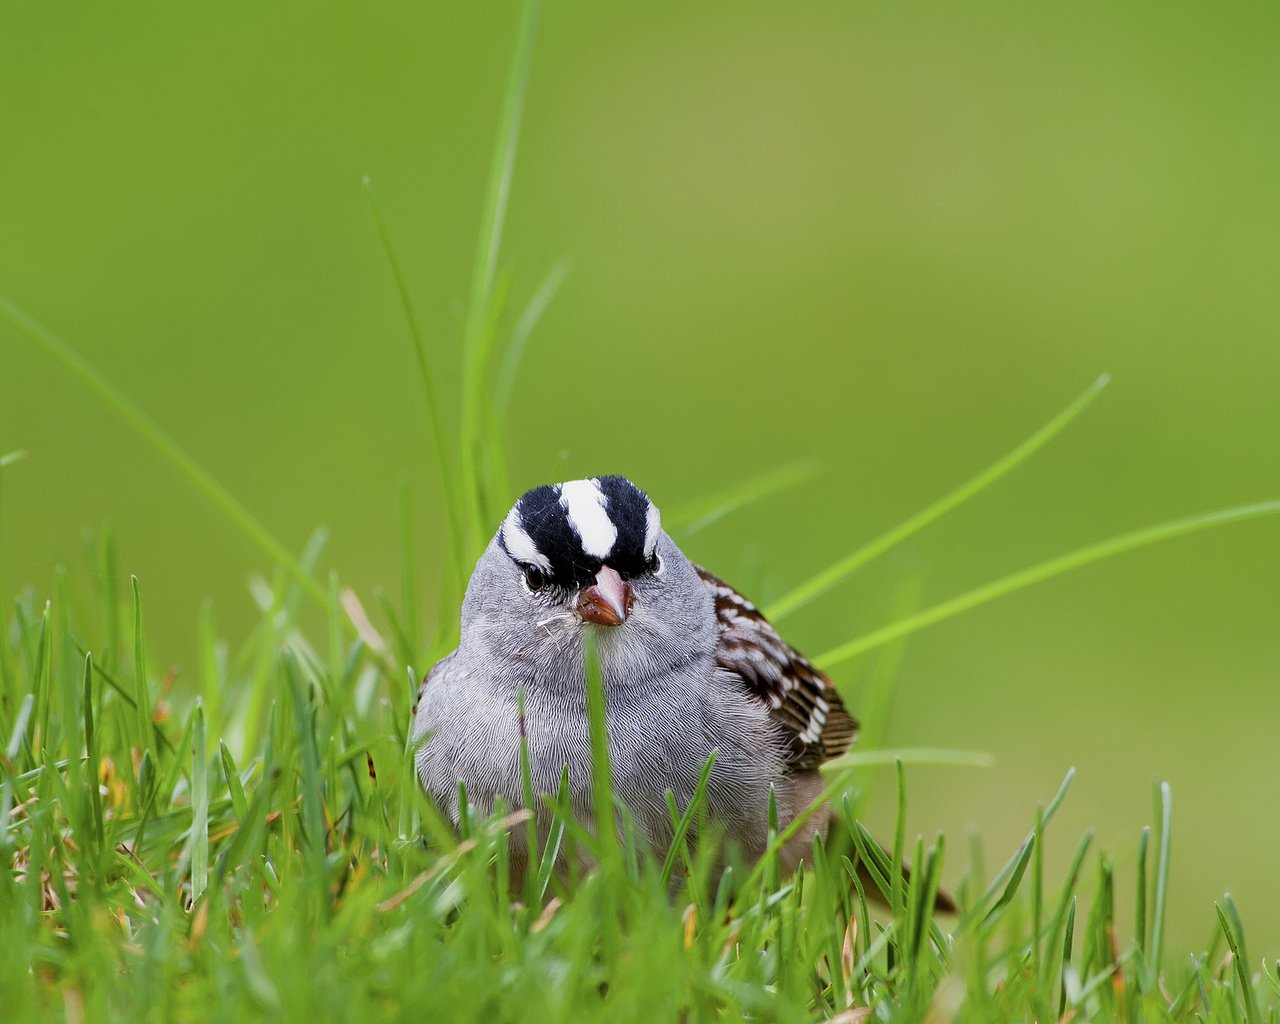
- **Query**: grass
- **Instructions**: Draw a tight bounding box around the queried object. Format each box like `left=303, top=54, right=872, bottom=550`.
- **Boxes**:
left=3, top=1, right=1280, bottom=1020
left=1, top=568, right=1277, bottom=1023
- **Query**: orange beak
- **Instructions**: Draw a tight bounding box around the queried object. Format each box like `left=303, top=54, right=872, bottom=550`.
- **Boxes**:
left=576, top=565, right=632, bottom=626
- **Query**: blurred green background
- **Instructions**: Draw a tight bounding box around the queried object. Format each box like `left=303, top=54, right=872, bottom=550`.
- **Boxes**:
left=2, top=1, right=1277, bottom=952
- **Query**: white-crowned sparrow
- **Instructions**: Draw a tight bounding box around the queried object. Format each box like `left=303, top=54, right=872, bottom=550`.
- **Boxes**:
left=412, top=475, right=859, bottom=875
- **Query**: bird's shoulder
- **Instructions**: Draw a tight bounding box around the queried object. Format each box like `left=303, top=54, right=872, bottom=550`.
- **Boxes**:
left=694, top=564, right=858, bottom=770
left=412, top=649, right=459, bottom=718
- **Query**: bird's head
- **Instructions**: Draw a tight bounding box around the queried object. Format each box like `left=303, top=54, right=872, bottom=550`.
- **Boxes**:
left=459, top=476, right=713, bottom=687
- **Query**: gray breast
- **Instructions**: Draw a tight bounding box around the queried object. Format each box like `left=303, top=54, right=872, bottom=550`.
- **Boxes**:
left=413, top=655, right=786, bottom=857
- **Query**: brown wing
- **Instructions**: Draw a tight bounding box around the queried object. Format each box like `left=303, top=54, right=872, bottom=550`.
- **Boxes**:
left=695, top=565, right=858, bottom=771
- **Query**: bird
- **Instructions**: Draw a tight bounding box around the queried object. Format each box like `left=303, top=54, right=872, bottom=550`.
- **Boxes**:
left=411, top=475, right=927, bottom=895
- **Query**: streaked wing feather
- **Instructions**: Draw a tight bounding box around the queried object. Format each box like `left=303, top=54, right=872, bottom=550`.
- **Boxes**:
left=695, top=565, right=858, bottom=770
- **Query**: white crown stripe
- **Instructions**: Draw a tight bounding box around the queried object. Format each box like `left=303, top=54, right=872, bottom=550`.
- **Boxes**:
left=501, top=508, right=552, bottom=572
left=560, top=479, right=617, bottom=558
left=644, top=500, right=662, bottom=557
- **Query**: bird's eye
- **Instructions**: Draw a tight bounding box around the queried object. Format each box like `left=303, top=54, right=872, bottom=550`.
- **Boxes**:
left=521, top=564, right=548, bottom=592
left=647, top=552, right=662, bottom=575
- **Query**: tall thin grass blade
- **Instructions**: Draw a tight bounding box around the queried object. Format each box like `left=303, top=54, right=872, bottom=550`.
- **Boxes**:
left=767, top=374, right=1110, bottom=621
left=667, top=459, right=822, bottom=538
left=362, top=181, right=465, bottom=588
left=0, top=297, right=326, bottom=605
left=583, top=631, right=618, bottom=866
left=131, top=577, right=153, bottom=759
left=660, top=751, right=717, bottom=888
left=1146, top=780, right=1173, bottom=989
left=1217, top=901, right=1260, bottom=1024
left=1059, top=897, right=1077, bottom=1018
left=968, top=768, right=1075, bottom=927
left=817, top=501, right=1280, bottom=671
left=891, top=759, right=907, bottom=919
left=494, top=259, right=570, bottom=421
left=189, top=701, right=209, bottom=902
left=459, top=0, right=541, bottom=548
left=31, top=602, right=51, bottom=758
left=398, top=479, right=422, bottom=661
left=219, top=741, right=249, bottom=822
left=821, top=747, right=993, bottom=772
left=1224, top=893, right=1259, bottom=1021
left=82, top=652, right=104, bottom=856
left=1134, top=824, right=1150, bottom=961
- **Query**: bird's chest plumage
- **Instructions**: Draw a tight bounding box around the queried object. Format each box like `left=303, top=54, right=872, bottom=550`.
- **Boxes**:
left=414, top=658, right=781, bottom=850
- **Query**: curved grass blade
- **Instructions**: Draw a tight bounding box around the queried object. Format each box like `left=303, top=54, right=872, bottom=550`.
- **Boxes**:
left=965, top=768, right=1076, bottom=928
left=1217, top=900, right=1260, bottom=1024
left=82, top=652, right=104, bottom=856
left=0, top=451, right=23, bottom=685
left=1146, top=781, right=1173, bottom=988
left=494, top=259, right=570, bottom=421
left=767, top=374, right=1110, bottom=622
left=583, top=631, right=619, bottom=868
left=0, top=297, right=326, bottom=606
left=189, top=701, right=209, bottom=902
left=659, top=750, right=717, bottom=888
left=816, top=500, right=1280, bottom=671
left=821, top=747, right=993, bottom=772
left=363, top=179, right=465, bottom=591
left=459, top=0, right=541, bottom=550
left=666, top=458, right=822, bottom=537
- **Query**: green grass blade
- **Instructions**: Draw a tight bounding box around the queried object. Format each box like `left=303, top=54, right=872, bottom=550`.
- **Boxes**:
left=1059, top=896, right=1077, bottom=1018
left=968, top=768, right=1075, bottom=926
left=198, top=601, right=223, bottom=740
left=891, top=759, right=907, bottom=919
left=459, top=0, right=540, bottom=548
left=6, top=693, right=34, bottom=762
left=1224, top=893, right=1259, bottom=1021
left=821, top=747, right=993, bottom=772
left=1147, top=780, right=1173, bottom=988
left=1039, top=829, right=1092, bottom=993
left=583, top=631, right=618, bottom=866
left=285, top=656, right=327, bottom=887
left=398, top=479, right=422, bottom=661
left=1135, top=824, right=1150, bottom=962
left=0, top=445, right=24, bottom=606
left=1217, top=902, right=1260, bottom=1024
left=82, top=652, right=104, bottom=857
left=980, top=833, right=1034, bottom=929
left=494, top=259, right=570, bottom=421
left=219, top=741, right=249, bottom=822
left=189, top=701, right=209, bottom=902
left=131, top=577, right=153, bottom=759
left=362, top=180, right=465, bottom=588
left=0, top=454, right=14, bottom=689
left=659, top=751, right=717, bottom=888
left=666, top=459, right=821, bottom=537
left=767, top=374, right=1110, bottom=622
left=535, top=769, right=572, bottom=901
left=95, top=527, right=122, bottom=675
left=31, top=602, right=51, bottom=759
left=517, top=688, right=540, bottom=906
left=0, top=297, right=326, bottom=605
left=1031, top=805, right=1044, bottom=973
left=817, top=500, right=1280, bottom=671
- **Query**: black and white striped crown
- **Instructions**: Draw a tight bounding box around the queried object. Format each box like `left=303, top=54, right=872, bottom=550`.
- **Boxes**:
left=499, top=476, right=662, bottom=587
